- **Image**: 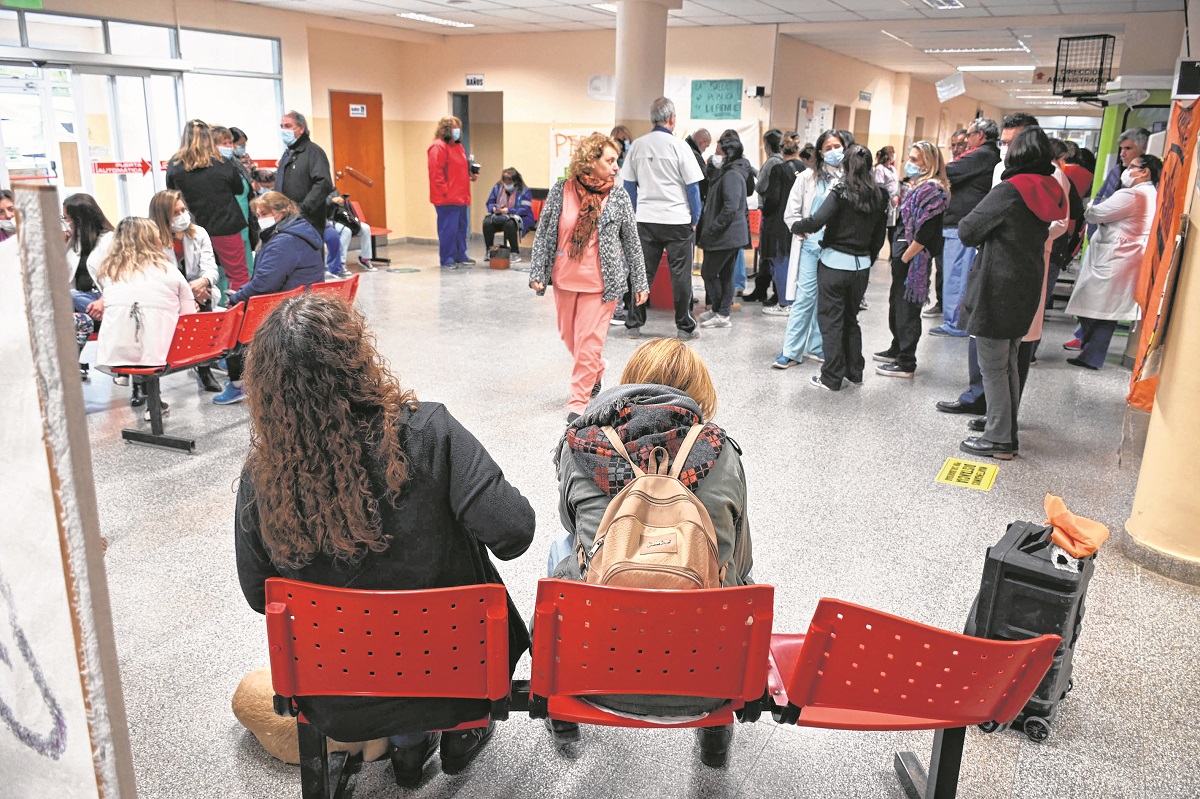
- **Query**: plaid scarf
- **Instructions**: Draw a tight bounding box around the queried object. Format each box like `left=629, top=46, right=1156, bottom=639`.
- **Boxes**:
left=901, top=180, right=950, bottom=304
left=567, top=172, right=614, bottom=260
left=564, top=390, right=725, bottom=497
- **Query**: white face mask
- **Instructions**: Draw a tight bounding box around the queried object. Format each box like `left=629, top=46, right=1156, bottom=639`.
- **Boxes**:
left=170, top=212, right=191, bottom=233
left=0, top=218, right=15, bottom=233
left=1120, top=168, right=1135, bottom=188
left=999, top=144, right=1010, bottom=163
left=711, top=154, right=725, bottom=167
left=257, top=215, right=277, bottom=230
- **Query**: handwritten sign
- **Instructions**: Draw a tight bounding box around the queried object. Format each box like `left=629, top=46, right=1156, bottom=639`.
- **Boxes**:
left=691, top=79, right=743, bottom=120
left=549, top=128, right=600, bottom=184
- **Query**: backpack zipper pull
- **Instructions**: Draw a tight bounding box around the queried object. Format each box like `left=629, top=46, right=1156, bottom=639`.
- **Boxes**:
left=588, top=536, right=605, bottom=559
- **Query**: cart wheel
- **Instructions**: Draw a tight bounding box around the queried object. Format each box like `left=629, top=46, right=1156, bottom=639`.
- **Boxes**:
left=977, top=720, right=1000, bottom=734
left=1024, top=716, right=1051, bottom=742
left=1066, top=678, right=1074, bottom=694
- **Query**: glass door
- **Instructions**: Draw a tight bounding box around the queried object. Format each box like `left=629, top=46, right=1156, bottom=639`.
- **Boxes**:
left=0, top=65, right=82, bottom=194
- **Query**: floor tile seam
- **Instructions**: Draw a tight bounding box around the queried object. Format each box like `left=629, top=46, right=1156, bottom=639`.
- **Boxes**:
left=733, top=722, right=779, bottom=796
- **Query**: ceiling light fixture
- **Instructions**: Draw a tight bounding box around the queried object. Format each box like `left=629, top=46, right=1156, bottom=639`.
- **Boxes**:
left=957, top=65, right=1036, bottom=72
left=921, top=0, right=965, bottom=9
left=926, top=45, right=1030, bottom=54
left=396, top=12, right=475, bottom=28
left=881, top=29, right=916, bottom=48
left=592, top=3, right=619, bottom=12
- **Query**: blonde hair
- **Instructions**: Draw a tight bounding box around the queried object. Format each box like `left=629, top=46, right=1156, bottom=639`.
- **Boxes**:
left=148, top=190, right=194, bottom=245
left=621, top=338, right=717, bottom=420
left=568, top=132, right=620, bottom=180
left=97, top=217, right=173, bottom=284
left=434, top=116, right=462, bottom=141
left=171, top=119, right=218, bottom=172
left=910, top=141, right=950, bottom=194
left=250, top=191, right=299, bottom=218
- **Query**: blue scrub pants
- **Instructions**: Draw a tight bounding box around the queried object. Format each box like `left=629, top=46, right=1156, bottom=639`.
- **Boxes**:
left=436, top=204, right=469, bottom=266
left=780, top=239, right=823, bottom=361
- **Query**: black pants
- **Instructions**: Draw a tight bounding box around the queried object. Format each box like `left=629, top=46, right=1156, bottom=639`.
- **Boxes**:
left=627, top=222, right=696, bottom=334
left=886, top=256, right=923, bottom=371
left=963, top=337, right=1036, bottom=409
left=701, top=249, right=738, bottom=317
left=933, top=252, right=944, bottom=306
left=483, top=216, right=520, bottom=252
left=815, top=262, right=870, bottom=389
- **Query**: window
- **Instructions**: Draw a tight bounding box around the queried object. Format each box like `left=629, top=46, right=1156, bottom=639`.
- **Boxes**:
left=178, top=29, right=279, bottom=74
left=0, top=10, right=19, bottom=47
left=24, top=12, right=104, bottom=53
left=183, top=74, right=282, bottom=164
left=108, top=21, right=175, bottom=59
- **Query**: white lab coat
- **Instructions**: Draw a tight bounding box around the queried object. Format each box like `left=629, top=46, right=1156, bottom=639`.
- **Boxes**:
left=97, top=263, right=198, bottom=368
left=169, top=225, right=220, bottom=287
left=1065, top=181, right=1157, bottom=321
left=782, top=164, right=841, bottom=300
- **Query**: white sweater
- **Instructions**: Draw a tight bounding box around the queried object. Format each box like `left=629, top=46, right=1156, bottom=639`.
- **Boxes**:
left=97, top=264, right=198, bottom=368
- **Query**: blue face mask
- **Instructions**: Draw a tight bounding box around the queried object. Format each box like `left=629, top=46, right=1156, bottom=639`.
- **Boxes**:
left=904, top=161, right=923, bottom=178
left=218, top=146, right=234, bottom=159
left=451, top=128, right=461, bottom=141
left=281, top=129, right=296, bottom=146
left=502, top=182, right=515, bottom=191
left=823, top=147, right=845, bottom=167
left=234, top=145, right=246, bottom=157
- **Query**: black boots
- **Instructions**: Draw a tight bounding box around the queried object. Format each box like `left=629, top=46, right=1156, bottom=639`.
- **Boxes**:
left=196, top=366, right=221, bottom=392
left=699, top=725, right=733, bottom=768
left=389, top=732, right=441, bottom=788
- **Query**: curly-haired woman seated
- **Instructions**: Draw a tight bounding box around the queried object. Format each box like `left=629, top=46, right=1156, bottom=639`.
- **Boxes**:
left=234, top=293, right=535, bottom=786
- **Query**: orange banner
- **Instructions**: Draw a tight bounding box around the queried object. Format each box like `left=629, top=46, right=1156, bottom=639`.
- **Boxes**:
left=1127, top=99, right=1200, bottom=412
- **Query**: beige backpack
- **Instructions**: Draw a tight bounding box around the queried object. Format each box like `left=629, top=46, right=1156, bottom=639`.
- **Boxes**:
left=583, top=424, right=724, bottom=589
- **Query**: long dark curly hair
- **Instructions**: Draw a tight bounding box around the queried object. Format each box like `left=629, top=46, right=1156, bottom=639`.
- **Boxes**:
left=243, top=293, right=417, bottom=569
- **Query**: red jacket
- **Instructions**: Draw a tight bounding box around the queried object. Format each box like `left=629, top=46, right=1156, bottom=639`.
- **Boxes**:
left=427, top=138, right=471, bottom=206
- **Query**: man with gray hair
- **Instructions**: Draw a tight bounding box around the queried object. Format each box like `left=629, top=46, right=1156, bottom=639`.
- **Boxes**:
left=622, top=97, right=706, bottom=340
left=1088, top=127, right=1150, bottom=223
left=275, top=110, right=334, bottom=236
left=929, top=116, right=1001, bottom=340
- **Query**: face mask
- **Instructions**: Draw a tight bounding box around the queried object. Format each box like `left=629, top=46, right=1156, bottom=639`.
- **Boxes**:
left=281, top=129, right=296, bottom=146
left=904, top=162, right=922, bottom=178
left=999, top=144, right=1010, bottom=163
left=502, top=182, right=515, bottom=191
left=170, top=212, right=191, bottom=232
left=1120, top=168, right=1134, bottom=188
left=257, top=215, right=276, bottom=230
left=823, top=147, right=844, bottom=167
left=711, top=154, right=724, bottom=168
left=451, top=128, right=461, bottom=141
left=0, top=218, right=15, bottom=233
left=218, top=146, right=234, bottom=159
left=234, top=145, right=246, bottom=157
left=62, top=217, right=72, bottom=233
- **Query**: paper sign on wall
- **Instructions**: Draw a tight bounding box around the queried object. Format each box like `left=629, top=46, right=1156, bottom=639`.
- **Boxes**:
left=349, top=104, right=367, bottom=118
left=549, top=128, right=602, bottom=184
left=936, top=73, right=967, bottom=103
left=691, top=79, right=742, bottom=120
left=465, top=73, right=484, bottom=88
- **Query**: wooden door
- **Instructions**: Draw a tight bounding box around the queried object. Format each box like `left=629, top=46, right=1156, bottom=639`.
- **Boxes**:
left=329, top=91, right=387, bottom=227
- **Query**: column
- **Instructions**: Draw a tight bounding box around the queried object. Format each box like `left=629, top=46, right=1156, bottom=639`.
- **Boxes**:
left=615, top=0, right=681, bottom=137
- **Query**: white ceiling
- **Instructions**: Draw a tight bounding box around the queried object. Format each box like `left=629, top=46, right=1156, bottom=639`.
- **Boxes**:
left=236, top=0, right=1185, bottom=110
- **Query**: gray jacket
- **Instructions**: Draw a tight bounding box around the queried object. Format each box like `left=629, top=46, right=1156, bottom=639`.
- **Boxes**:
left=529, top=179, right=649, bottom=303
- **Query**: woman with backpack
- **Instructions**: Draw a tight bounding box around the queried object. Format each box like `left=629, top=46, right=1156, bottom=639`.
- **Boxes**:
left=789, top=143, right=888, bottom=391
left=547, top=336, right=753, bottom=765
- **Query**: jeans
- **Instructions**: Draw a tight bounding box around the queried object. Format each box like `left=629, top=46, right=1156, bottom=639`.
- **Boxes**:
left=626, top=222, right=696, bottom=334
left=768, top=253, right=792, bottom=307
left=335, top=221, right=373, bottom=264
left=1078, top=317, right=1118, bottom=368
left=72, top=289, right=101, bottom=314
left=435, top=204, right=469, bottom=265
left=780, top=239, right=823, bottom=360
left=886, top=256, right=923, bottom=371
left=702, top=249, right=738, bottom=317
left=734, top=250, right=746, bottom=293
left=976, top=336, right=1022, bottom=447
left=940, top=228, right=977, bottom=334
left=323, top=224, right=343, bottom=273
left=483, top=215, right=521, bottom=252
left=815, top=262, right=870, bottom=389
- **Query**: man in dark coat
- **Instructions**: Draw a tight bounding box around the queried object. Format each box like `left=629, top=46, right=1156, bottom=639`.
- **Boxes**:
left=686, top=128, right=712, bottom=203
left=274, top=111, right=334, bottom=236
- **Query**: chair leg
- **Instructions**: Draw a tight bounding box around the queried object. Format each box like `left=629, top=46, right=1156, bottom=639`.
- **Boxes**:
left=893, top=726, right=966, bottom=799
left=297, top=720, right=329, bottom=799
left=121, top=375, right=195, bottom=452
left=145, top=377, right=164, bottom=435
left=369, top=235, right=391, bottom=264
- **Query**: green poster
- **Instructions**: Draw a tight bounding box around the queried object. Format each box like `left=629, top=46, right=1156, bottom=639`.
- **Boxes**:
left=691, top=79, right=743, bottom=120
left=2, top=0, right=44, bottom=9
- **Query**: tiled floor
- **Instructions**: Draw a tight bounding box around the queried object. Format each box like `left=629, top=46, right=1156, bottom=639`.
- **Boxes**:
left=86, top=243, right=1200, bottom=798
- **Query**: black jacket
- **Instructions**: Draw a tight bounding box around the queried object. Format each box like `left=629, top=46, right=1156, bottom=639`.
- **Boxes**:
left=274, top=132, right=335, bottom=234
left=698, top=160, right=751, bottom=251
left=761, top=159, right=802, bottom=258
left=685, top=136, right=710, bottom=203
left=958, top=182, right=1051, bottom=339
left=944, top=141, right=1001, bottom=226
left=792, top=183, right=888, bottom=265
left=235, top=402, right=535, bottom=741
left=165, top=158, right=248, bottom=237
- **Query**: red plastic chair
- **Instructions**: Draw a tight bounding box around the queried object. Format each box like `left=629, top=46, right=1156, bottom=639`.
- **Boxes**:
left=264, top=578, right=512, bottom=799
left=350, top=199, right=391, bottom=265
left=309, top=273, right=360, bottom=302
left=110, top=305, right=244, bottom=452
left=529, top=579, right=774, bottom=730
left=767, top=598, right=1060, bottom=799
left=237, top=285, right=305, bottom=346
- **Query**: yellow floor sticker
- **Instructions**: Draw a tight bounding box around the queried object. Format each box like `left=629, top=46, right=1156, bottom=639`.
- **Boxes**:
left=936, top=458, right=999, bottom=491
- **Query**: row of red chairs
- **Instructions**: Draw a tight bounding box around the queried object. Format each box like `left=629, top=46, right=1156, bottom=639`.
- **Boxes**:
left=265, top=577, right=1060, bottom=799
left=109, top=275, right=360, bottom=452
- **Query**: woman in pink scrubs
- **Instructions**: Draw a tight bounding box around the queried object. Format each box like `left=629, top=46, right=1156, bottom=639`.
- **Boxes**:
left=530, top=132, right=649, bottom=422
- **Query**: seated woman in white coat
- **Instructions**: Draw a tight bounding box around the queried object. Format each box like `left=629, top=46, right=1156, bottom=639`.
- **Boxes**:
left=1064, top=154, right=1161, bottom=370
left=149, top=189, right=222, bottom=392
left=96, top=217, right=198, bottom=415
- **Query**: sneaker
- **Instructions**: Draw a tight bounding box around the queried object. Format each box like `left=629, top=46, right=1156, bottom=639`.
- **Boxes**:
left=700, top=314, right=731, bottom=328
left=511, top=253, right=522, bottom=264
left=697, top=310, right=717, bottom=324
left=358, top=257, right=377, bottom=272
left=626, top=327, right=642, bottom=339
left=876, top=362, right=914, bottom=378
left=772, top=354, right=799, bottom=370
left=762, top=304, right=791, bottom=316
left=873, top=350, right=898, bottom=364
left=390, top=732, right=441, bottom=788
left=804, top=352, right=825, bottom=364
left=458, top=257, right=477, bottom=266
left=928, top=325, right=967, bottom=338
left=439, top=722, right=495, bottom=774
left=609, top=315, right=625, bottom=326
left=143, top=401, right=170, bottom=422
left=1063, top=338, right=1082, bottom=351
left=808, top=374, right=835, bottom=391
left=326, top=270, right=347, bottom=281
left=677, top=328, right=701, bottom=340
left=213, top=358, right=228, bottom=374
left=113, top=375, right=130, bottom=387
left=213, top=382, right=247, bottom=405
left=441, top=262, right=459, bottom=270
left=921, top=303, right=943, bottom=318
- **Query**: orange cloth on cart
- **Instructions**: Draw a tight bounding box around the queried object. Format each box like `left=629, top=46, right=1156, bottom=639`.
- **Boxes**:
left=1043, top=494, right=1109, bottom=558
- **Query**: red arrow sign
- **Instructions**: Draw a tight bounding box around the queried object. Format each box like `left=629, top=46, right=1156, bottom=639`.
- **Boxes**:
left=92, top=159, right=151, bottom=176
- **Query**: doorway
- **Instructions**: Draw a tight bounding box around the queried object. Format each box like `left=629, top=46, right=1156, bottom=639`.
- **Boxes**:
left=852, top=108, right=871, bottom=149
left=450, top=91, right=504, bottom=240
left=329, top=90, right=387, bottom=228
left=832, top=104, right=851, bottom=132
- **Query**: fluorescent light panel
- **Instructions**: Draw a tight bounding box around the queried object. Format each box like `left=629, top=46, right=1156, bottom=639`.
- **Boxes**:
left=957, top=65, right=1037, bottom=72
left=922, top=0, right=965, bottom=9
left=881, top=29, right=916, bottom=48
left=397, top=12, right=474, bottom=28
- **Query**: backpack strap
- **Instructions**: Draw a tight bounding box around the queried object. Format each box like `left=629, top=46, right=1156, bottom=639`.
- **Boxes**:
left=668, top=424, right=706, bottom=479
left=600, top=426, right=646, bottom=478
